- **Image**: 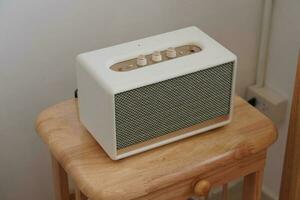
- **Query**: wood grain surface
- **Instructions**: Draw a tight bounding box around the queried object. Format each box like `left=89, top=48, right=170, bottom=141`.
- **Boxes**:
left=280, top=52, right=300, bottom=200
left=36, top=96, right=277, bottom=200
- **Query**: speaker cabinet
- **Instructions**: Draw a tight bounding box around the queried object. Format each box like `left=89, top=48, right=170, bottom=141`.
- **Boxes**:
left=76, top=26, right=237, bottom=160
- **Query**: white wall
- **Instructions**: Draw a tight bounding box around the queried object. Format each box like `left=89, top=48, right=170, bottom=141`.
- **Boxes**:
left=0, top=0, right=264, bottom=199
left=263, top=0, right=300, bottom=198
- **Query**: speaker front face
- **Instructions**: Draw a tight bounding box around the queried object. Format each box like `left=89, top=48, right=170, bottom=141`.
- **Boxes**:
left=114, top=62, right=234, bottom=155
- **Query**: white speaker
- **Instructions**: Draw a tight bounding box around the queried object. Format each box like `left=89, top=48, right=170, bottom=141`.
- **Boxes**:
left=76, top=26, right=237, bottom=160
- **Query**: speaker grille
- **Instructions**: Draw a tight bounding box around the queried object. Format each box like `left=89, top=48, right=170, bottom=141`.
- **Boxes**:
left=115, top=62, right=234, bottom=150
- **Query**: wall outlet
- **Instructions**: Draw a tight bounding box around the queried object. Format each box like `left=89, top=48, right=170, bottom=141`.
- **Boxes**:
left=246, top=85, right=287, bottom=123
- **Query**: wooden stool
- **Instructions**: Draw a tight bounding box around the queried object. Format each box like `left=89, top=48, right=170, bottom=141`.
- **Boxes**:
left=36, top=96, right=277, bottom=200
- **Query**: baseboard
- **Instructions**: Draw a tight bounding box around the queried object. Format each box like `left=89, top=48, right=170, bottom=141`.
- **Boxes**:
left=262, top=185, right=278, bottom=200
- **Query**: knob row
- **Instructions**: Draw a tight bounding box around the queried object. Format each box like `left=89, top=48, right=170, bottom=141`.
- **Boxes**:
left=137, top=47, right=177, bottom=66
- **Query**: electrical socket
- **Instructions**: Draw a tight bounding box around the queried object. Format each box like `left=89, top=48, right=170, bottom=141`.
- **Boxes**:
left=246, top=85, right=287, bottom=123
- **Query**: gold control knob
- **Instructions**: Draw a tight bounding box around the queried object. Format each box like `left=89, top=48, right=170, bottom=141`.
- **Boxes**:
left=152, top=51, right=162, bottom=62
left=166, top=47, right=177, bottom=58
left=137, top=55, right=147, bottom=66
left=194, top=180, right=211, bottom=197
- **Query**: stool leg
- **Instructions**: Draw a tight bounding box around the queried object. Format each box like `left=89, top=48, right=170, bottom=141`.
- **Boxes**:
left=51, top=155, right=70, bottom=200
left=75, top=186, right=88, bottom=200
left=222, top=183, right=228, bottom=200
left=243, top=170, right=264, bottom=200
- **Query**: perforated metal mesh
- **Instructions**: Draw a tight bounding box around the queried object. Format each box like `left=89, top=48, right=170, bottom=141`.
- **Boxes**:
left=115, top=62, right=234, bottom=150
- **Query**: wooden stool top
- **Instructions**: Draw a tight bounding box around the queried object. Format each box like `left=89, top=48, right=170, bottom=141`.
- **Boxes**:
left=36, top=96, right=277, bottom=200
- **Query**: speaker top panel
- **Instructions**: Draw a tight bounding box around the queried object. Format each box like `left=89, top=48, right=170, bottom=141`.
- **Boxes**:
left=76, top=26, right=236, bottom=94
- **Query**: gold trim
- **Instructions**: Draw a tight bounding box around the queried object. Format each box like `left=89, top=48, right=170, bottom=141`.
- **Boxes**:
left=117, top=115, right=229, bottom=155
left=110, top=45, right=201, bottom=72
